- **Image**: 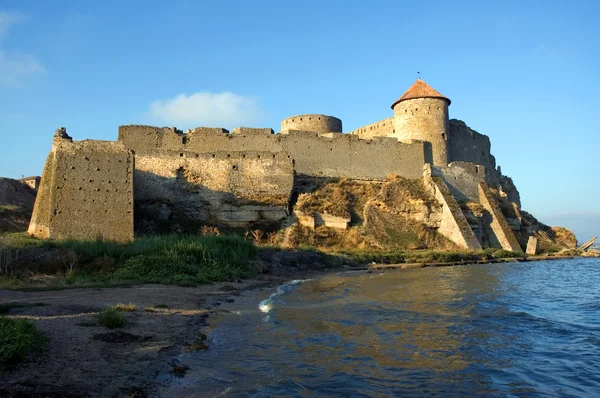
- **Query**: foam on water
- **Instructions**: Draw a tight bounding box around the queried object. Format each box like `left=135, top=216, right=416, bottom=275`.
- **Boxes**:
left=258, top=279, right=310, bottom=314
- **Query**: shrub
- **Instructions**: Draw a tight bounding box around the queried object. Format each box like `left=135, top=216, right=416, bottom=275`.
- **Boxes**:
left=97, top=308, right=127, bottom=329
left=0, top=317, right=46, bottom=363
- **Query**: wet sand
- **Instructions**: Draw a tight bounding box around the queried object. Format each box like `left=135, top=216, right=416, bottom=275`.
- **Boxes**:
left=0, top=274, right=312, bottom=397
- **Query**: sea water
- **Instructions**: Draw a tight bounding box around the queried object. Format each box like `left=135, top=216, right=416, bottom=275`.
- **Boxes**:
left=161, top=258, right=600, bottom=397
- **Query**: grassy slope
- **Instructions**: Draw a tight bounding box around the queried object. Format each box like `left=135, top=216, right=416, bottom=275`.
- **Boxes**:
left=0, top=233, right=256, bottom=288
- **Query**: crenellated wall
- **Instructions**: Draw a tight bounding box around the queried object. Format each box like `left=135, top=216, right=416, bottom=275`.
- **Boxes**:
left=350, top=117, right=394, bottom=139
left=119, top=125, right=283, bottom=153
left=118, top=125, right=427, bottom=180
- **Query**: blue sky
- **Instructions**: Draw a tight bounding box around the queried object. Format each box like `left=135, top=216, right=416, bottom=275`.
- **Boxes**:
left=1, top=0, right=598, bottom=240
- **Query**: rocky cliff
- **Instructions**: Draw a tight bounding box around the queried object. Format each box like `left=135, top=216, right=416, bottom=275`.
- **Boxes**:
left=279, top=175, right=575, bottom=253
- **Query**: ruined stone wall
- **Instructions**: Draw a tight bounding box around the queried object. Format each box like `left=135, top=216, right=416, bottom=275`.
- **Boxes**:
left=392, top=97, right=449, bottom=166
left=119, top=125, right=426, bottom=180
left=424, top=174, right=482, bottom=250
left=478, top=182, right=522, bottom=252
left=448, top=119, right=497, bottom=180
left=350, top=117, right=394, bottom=140
left=280, top=114, right=342, bottom=134
left=440, top=161, right=487, bottom=203
left=29, top=137, right=133, bottom=241
left=133, top=150, right=294, bottom=230
left=119, top=125, right=283, bottom=154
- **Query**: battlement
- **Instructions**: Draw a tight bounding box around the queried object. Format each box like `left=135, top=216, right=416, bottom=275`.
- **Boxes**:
left=187, top=127, right=230, bottom=135
left=115, top=124, right=425, bottom=179
left=350, top=117, right=394, bottom=139
left=133, top=148, right=291, bottom=162
left=231, top=127, right=274, bottom=136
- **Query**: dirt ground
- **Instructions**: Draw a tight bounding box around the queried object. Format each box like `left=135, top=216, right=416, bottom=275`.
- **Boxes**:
left=0, top=274, right=305, bottom=397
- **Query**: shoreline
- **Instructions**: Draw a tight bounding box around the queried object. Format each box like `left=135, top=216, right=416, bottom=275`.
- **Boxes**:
left=368, top=254, right=575, bottom=270
left=0, top=256, right=582, bottom=396
left=0, top=269, right=332, bottom=397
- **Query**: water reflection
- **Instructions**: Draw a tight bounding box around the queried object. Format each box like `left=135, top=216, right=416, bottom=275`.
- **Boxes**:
left=159, top=259, right=600, bottom=397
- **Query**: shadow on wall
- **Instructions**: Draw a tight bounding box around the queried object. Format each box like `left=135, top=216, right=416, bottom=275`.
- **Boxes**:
left=133, top=170, right=291, bottom=234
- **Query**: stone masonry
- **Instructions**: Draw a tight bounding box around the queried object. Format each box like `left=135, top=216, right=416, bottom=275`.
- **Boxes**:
left=29, top=129, right=134, bottom=241
left=29, top=79, right=531, bottom=250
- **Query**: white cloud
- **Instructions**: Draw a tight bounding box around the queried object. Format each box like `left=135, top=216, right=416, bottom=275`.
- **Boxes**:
left=147, top=92, right=264, bottom=128
left=0, top=11, right=25, bottom=39
left=0, top=11, right=45, bottom=87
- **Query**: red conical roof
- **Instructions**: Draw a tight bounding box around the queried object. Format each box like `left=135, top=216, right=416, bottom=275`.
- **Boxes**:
left=391, top=78, right=451, bottom=109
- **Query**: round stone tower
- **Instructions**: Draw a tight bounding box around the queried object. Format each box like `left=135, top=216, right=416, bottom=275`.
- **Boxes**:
left=391, top=79, right=450, bottom=167
left=280, top=114, right=342, bottom=134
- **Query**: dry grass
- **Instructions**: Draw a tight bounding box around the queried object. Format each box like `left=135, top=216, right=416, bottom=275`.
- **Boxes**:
left=362, top=204, right=454, bottom=250
left=285, top=225, right=367, bottom=251
left=296, top=184, right=351, bottom=219
left=113, top=303, right=136, bottom=312
left=288, top=176, right=452, bottom=251
left=0, top=204, right=21, bottom=214
left=143, top=304, right=168, bottom=312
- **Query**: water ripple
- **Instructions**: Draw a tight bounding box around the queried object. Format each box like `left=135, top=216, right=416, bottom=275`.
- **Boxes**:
left=166, top=258, right=600, bottom=397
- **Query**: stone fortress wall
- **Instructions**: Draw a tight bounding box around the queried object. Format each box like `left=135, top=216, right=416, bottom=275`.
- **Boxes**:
left=29, top=78, right=527, bottom=252
left=119, top=125, right=427, bottom=180
left=349, top=117, right=394, bottom=139
left=133, top=149, right=294, bottom=229
left=448, top=119, right=498, bottom=183
left=29, top=131, right=134, bottom=241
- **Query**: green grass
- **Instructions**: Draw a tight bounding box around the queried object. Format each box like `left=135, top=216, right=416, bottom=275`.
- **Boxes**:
left=1, top=233, right=257, bottom=287
left=97, top=308, right=127, bottom=329
left=0, top=232, right=46, bottom=249
left=0, top=317, right=46, bottom=364
left=0, top=204, right=21, bottom=214
left=1, top=231, right=529, bottom=290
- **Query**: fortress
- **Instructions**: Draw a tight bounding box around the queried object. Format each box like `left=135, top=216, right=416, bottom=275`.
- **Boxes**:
left=28, top=79, right=547, bottom=252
